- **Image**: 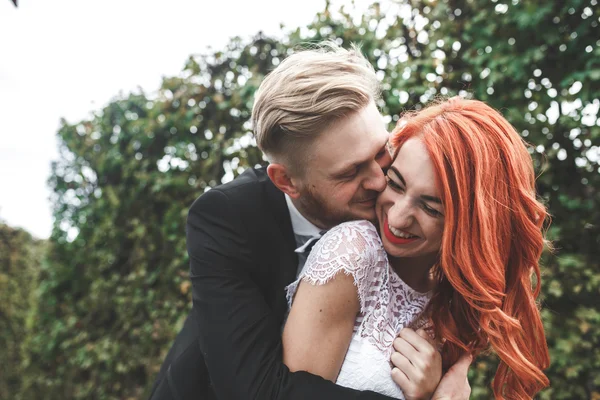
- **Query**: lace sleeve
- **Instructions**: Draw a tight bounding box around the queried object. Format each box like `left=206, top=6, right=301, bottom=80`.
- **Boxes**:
left=286, top=220, right=383, bottom=313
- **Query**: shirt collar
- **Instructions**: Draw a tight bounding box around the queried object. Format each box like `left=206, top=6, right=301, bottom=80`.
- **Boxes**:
left=285, top=194, right=322, bottom=238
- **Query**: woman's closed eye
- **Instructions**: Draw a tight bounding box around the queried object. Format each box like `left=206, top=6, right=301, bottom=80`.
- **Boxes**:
left=386, top=175, right=443, bottom=217
left=422, top=203, right=443, bottom=217
left=386, top=176, right=404, bottom=191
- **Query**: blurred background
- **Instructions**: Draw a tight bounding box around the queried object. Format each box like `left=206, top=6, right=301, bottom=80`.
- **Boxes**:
left=1, top=0, right=598, bottom=399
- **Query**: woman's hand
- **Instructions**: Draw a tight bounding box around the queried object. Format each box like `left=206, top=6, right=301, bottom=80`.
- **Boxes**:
left=390, top=328, right=442, bottom=400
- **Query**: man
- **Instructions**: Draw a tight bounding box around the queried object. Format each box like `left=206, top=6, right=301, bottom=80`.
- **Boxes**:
left=149, top=43, right=471, bottom=400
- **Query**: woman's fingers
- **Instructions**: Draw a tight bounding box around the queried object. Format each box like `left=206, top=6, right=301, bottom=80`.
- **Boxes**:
left=393, top=336, right=419, bottom=365
left=398, top=328, right=433, bottom=353
left=416, top=328, right=436, bottom=348
left=391, top=366, right=411, bottom=389
left=391, top=349, right=413, bottom=373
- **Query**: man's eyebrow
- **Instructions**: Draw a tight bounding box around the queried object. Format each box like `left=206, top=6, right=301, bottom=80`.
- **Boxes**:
left=332, top=163, right=359, bottom=176
left=334, top=141, right=388, bottom=177
left=334, top=154, right=374, bottom=176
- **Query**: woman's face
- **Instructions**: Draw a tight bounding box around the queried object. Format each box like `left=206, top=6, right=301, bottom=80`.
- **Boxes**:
left=376, top=137, right=445, bottom=262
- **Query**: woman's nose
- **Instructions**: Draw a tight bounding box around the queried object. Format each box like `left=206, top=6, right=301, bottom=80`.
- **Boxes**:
left=388, top=199, right=414, bottom=229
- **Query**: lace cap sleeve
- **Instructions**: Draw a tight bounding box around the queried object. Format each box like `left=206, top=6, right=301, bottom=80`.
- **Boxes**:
left=286, top=220, right=383, bottom=313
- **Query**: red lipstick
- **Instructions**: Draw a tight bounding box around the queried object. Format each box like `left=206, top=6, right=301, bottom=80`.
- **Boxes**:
left=383, top=217, right=419, bottom=245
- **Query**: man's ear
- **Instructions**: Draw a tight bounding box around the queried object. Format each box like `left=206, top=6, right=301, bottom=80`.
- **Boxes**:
left=267, top=163, right=301, bottom=199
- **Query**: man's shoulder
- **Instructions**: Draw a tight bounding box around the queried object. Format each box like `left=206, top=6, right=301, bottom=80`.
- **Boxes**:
left=218, top=166, right=270, bottom=192
left=190, top=167, right=275, bottom=209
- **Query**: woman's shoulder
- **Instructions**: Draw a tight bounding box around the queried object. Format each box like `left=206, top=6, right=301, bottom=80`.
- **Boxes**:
left=329, top=219, right=378, bottom=234
left=322, top=220, right=382, bottom=252
left=291, top=220, right=387, bottom=312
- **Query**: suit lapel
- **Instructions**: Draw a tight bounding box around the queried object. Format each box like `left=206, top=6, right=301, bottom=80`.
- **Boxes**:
left=263, top=174, right=298, bottom=278
left=260, top=172, right=300, bottom=322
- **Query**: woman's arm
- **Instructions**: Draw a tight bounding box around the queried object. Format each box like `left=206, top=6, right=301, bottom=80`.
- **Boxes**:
left=282, top=271, right=360, bottom=382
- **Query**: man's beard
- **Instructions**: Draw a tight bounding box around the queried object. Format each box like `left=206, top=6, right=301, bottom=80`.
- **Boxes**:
left=296, top=185, right=375, bottom=229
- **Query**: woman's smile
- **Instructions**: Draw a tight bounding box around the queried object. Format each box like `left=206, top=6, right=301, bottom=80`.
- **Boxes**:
left=383, top=216, right=420, bottom=245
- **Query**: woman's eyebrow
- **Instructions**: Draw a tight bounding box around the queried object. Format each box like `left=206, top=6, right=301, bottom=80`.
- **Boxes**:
left=389, top=166, right=442, bottom=204
left=388, top=166, right=406, bottom=186
left=421, top=194, right=442, bottom=204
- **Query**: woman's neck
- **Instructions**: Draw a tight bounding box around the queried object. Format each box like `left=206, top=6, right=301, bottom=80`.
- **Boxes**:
left=389, top=254, right=437, bottom=293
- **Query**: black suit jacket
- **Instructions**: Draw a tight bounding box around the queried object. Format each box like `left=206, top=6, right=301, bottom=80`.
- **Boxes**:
left=150, top=168, right=394, bottom=400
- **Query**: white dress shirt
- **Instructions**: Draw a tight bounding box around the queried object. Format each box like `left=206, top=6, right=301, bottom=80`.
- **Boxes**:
left=285, top=194, right=324, bottom=275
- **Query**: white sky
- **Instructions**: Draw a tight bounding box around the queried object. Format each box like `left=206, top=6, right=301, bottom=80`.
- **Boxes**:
left=0, top=0, right=362, bottom=239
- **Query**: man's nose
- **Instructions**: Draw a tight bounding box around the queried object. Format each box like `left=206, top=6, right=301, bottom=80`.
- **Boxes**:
left=377, top=146, right=392, bottom=173
left=363, top=161, right=387, bottom=193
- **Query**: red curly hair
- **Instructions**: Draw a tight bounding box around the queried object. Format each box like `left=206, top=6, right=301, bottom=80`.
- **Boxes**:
left=390, top=98, right=550, bottom=399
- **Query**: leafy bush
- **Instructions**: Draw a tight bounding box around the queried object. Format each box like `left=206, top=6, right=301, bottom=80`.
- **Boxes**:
left=7, top=1, right=599, bottom=398
left=0, top=223, right=43, bottom=399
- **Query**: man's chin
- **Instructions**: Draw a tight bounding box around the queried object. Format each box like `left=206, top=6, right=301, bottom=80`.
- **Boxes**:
left=355, top=198, right=377, bottom=208
left=349, top=208, right=377, bottom=224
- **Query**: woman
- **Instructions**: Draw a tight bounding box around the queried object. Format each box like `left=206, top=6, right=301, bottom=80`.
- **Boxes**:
left=283, top=98, right=550, bottom=399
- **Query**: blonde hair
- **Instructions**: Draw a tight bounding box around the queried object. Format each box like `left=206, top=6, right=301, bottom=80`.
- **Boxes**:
left=251, top=42, right=380, bottom=172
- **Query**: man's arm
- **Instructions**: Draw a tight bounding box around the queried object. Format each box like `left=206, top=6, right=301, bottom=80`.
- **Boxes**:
left=188, top=189, right=394, bottom=400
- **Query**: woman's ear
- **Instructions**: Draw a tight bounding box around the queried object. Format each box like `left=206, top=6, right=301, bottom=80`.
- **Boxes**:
left=267, top=163, right=301, bottom=199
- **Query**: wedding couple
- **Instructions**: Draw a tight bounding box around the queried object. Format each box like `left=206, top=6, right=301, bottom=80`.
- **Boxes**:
left=149, top=43, right=550, bottom=400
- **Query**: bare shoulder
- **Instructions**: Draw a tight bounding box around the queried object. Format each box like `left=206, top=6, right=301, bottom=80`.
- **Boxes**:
left=294, top=268, right=359, bottom=317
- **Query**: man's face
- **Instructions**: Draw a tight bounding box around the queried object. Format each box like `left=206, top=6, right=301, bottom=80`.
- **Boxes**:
left=294, top=102, right=390, bottom=228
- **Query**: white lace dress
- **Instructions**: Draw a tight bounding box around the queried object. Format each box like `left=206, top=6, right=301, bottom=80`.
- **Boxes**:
left=286, top=220, right=431, bottom=399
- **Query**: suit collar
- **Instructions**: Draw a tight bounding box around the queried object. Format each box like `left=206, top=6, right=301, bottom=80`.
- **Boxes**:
left=261, top=169, right=297, bottom=255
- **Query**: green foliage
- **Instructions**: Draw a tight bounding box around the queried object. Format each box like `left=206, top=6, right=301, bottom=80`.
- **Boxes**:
left=18, top=35, right=285, bottom=400
left=6, top=0, right=600, bottom=399
left=0, top=223, right=43, bottom=399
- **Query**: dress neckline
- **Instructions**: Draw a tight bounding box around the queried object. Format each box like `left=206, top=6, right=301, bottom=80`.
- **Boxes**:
left=382, top=251, right=434, bottom=298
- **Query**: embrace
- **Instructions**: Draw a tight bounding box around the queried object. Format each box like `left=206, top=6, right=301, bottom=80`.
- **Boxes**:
left=149, top=43, right=550, bottom=400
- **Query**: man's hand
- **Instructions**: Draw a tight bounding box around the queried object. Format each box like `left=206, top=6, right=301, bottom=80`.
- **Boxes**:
left=431, top=353, right=472, bottom=400
left=390, top=328, right=442, bottom=400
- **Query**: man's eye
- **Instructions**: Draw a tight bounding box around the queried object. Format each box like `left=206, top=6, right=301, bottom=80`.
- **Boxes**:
left=341, top=169, right=358, bottom=180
